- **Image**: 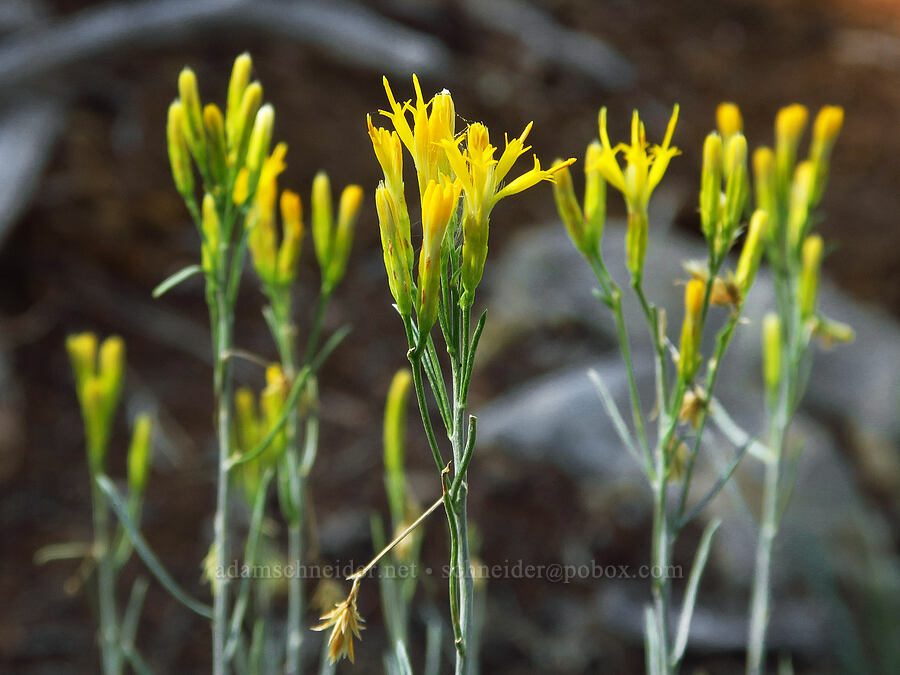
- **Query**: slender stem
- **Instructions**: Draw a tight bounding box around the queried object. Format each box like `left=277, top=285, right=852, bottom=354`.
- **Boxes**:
left=213, top=285, right=234, bottom=675
left=650, top=477, right=670, bottom=675
left=676, top=312, right=742, bottom=520
left=588, top=254, right=651, bottom=468
left=747, top=419, right=785, bottom=675
left=92, top=480, right=121, bottom=675
left=453, top=305, right=474, bottom=675
left=285, top=512, right=304, bottom=674
left=303, top=289, right=331, bottom=365
left=350, top=495, right=444, bottom=581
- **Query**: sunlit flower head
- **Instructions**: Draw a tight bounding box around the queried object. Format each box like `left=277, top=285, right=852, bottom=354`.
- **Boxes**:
left=380, top=75, right=456, bottom=199
left=592, top=105, right=680, bottom=215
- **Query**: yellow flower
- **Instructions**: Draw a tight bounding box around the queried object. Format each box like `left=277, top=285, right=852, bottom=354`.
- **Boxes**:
left=592, top=105, right=680, bottom=215
left=441, top=121, right=573, bottom=300
left=313, top=580, right=366, bottom=664
left=417, top=178, right=462, bottom=333
left=592, top=105, right=679, bottom=278
left=246, top=143, right=288, bottom=285
left=380, top=75, right=456, bottom=199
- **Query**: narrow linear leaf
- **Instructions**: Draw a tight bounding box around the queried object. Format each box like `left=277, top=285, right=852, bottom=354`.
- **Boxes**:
left=423, top=611, right=443, bottom=675
left=121, top=576, right=149, bottom=652
left=709, top=397, right=772, bottom=462
left=152, top=264, right=203, bottom=298
left=588, top=369, right=641, bottom=466
left=97, top=475, right=213, bottom=619
left=677, top=440, right=751, bottom=530
left=671, top=518, right=721, bottom=665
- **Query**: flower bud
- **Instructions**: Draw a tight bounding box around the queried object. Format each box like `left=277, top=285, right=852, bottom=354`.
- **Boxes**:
left=325, top=185, right=363, bottom=292
left=417, top=180, right=459, bottom=334
left=799, top=234, right=823, bottom=319
left=699, top=132, right=723, bottom=243
left=809, top=105, right=844, bottom=207
left=97, top=336, right=125, bottom=413
left=201, top=193, right=220, bottom=276
left=775, top=104, right=808, bottom=205
left=678, top=279, right=705, bottom=381
left=582, top=141, right=606, bottom=251
left=203, top=104, right=228, bottom=185
left=127, top=414, right=153, bottom=496
left=246, top=104, right=274, bottom=176
left=762, top=313, right=782, bottom=400
left=276, top=190, right=304, bottom=284
left=752, top=147, right=777, bottom=231
left=234, top=388, right=260, bottom=453
left=226, top=53, right=253, bottom=143
left=311, top=172, right=334, bottom=275
left=375, top=183, right=414, bottom=316
left=716, top=102, right=743, bottom=140
left=735, top=209, right=769, bottom=295
left=230, top=82, right=263, bottom=167
left=787, top=160, right=814, bottom=251
left=721, top=133, right=749, bottom=248
left=66, top=332, right=98, bottom=398
left=552, top=163, right=586, bottom=253
left=167, top=102, right=195, bottom=198
left=383, top=369, right=412, bottom=524
left=178, top=68, right=207, bottom=170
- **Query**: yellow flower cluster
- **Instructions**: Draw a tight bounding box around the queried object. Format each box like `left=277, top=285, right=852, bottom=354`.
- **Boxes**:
left=368, top=75, right=573, bottom=327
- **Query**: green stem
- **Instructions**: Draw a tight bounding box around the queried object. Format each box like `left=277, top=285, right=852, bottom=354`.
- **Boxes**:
left=587, top=254, right=652, bottom=472
left=92, top=479, right=122, bottom=675
left=746, top=419, right=785, bottom=675
left=213, top=285, right=234, bottom=675
left=452, top=305, right=474, bottom=675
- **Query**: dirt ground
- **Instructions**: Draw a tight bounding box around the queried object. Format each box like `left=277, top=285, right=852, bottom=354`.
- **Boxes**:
left=1, top=0, right=898, bottom=672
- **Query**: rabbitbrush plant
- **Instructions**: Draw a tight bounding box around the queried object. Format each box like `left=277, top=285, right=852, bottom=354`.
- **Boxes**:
left=52, top=52, right=854, bottom=675
left=554, top=100, right=850, bottom=674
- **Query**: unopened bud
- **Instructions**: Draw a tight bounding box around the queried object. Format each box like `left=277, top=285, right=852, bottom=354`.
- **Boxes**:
left=127, top=415, right=153, bottom=496
left=552, top=164, right=586, bottom=254
left=326, top=185, right=363, bottom=292
left=752, top=147, right=777, bottom=230
left=166, top=102, right=194, bottom=198
left=375, top=183, right=414, bottom=316
left=762, top=313, right=782, bottom=399
left=809, top=105, right=844, bottom=207
left=245, top=105, right=274, bottom=176
left=311, top=172, right=334, bottom=275
left=678, top=279, right=705, bottom=381
left=201, top=193, right=220, bottom=276
left=799, top=234, right=823, bottom=319
left=699, top=133, right=723, bottom=243
left=226, top=53, right=253, bottom=143
left=583, top=141, right=606, bottom=251
left=276, top=190, right=304, bottom=284
left=203, top=104, right=228, bottom=185
left=716, top=102, right=743, bottom=140
left=178, top=68, right=207, bottom=170
left=735, top=210, right=769, bottom=295
left=787, top=161, right=814, bottom=251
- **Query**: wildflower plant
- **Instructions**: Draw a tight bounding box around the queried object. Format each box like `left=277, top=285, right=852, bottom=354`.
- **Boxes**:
left=353, top=75, right=572, bottom=673
left=53, top=333, right=154, bottom=674
left=554, top=105, right=772, bottom=673
left=743, top=103, right=851, bottom=675
left=61, top=53, right=357, bottom=675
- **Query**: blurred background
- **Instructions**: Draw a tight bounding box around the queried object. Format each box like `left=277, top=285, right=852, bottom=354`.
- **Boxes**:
left=1, top=0, right=898, bottom=672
